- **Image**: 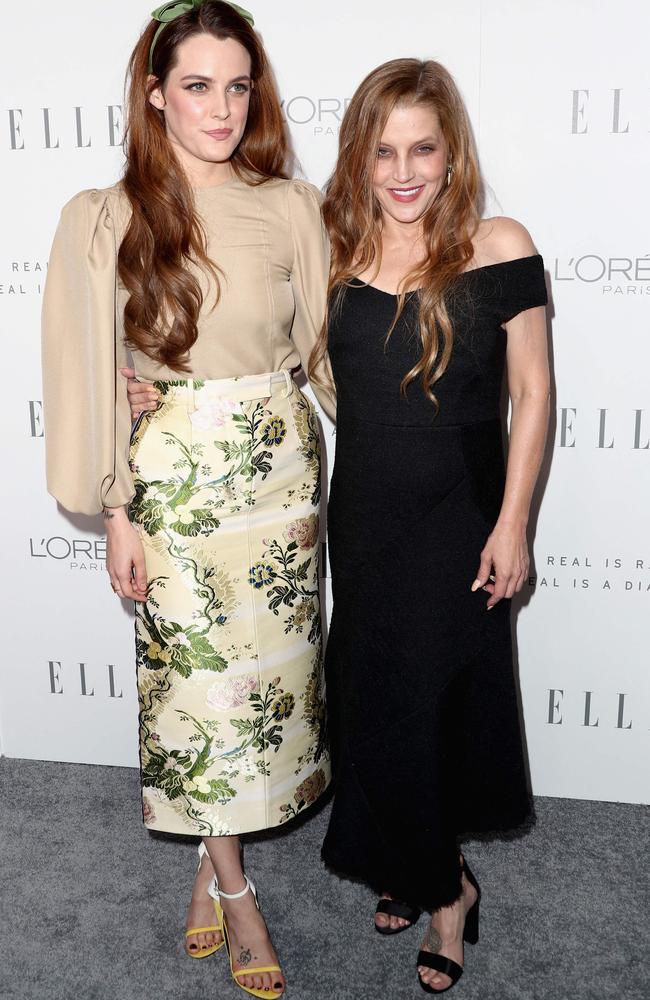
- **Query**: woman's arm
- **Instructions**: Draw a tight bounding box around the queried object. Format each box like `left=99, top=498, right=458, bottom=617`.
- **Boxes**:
left=42, top=189, right=148, bottom=601
left=471, top=220, right=551, bottom=607
left=42, top=189, right=135, bottom=514
left=103, top=505, right=148, bottom=602
left=287, top=181, right=337, bottom=422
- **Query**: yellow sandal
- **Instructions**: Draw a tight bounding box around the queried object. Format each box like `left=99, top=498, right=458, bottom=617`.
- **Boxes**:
left=185, top=842, right=225, bottom=959
left=218, top=876, right=284, bottom=999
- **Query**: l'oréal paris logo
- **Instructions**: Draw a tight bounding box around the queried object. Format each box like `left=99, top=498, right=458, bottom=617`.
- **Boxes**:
left=30, top=536, right=106, bottom=571
left=6, top=106, right=123, bottom=150
left=281, top=96, right=352, bottom=136
left=552, top=255, right=650, bottom=296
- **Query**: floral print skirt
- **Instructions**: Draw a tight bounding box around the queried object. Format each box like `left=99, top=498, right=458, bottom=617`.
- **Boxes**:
left=128, top=371, right=330, bottom=837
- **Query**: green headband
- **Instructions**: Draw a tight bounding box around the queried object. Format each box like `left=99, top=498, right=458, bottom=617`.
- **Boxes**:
left=148, top=0, right=255, bottom=74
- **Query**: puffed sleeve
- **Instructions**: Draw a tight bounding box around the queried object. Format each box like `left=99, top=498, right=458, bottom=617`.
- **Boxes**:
left=41, top=188, right=134, bottom=515
left=287, top=180, right=337, bottom=422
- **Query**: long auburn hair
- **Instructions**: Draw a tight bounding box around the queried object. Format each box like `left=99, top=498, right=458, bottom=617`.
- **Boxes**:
left=119, top=1, right=289, bottom=371
left=310, top=59, right=482, bottom=405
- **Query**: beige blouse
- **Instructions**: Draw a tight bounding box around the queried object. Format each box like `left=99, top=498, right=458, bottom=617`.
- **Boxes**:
left=41, top=176, right=336, bottom=516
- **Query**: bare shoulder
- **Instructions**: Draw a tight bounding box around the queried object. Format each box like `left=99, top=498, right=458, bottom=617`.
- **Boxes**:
left=472, top=216, right=538, bottom=267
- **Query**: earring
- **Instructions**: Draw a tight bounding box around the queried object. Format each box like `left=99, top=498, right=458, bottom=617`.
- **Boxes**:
left=446, top=163, right=453, bottom=186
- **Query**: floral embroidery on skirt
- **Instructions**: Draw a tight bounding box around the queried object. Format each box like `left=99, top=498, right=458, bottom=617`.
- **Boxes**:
left=128, top=372, right=330, bottom=836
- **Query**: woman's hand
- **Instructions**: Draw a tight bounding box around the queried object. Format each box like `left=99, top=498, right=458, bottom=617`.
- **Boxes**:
left=119, top=367, right=159, bottom=421
left=104, top=506, right=148, bottom=602
left=471, top=521, right=529, bottom=609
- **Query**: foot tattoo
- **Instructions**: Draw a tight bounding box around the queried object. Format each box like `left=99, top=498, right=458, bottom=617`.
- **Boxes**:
left=423, top=925, right=443, bottom=953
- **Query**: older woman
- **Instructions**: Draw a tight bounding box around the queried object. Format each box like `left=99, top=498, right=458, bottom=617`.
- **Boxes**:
left=314, top=59, right=549, bottom=993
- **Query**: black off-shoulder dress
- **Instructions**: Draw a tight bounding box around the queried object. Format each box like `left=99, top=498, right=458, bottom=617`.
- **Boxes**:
left=322, top=255, right=548, bottom=911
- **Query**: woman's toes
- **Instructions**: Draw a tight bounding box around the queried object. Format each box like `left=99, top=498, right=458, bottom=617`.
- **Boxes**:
left=418, top=967, right=437, bottom=987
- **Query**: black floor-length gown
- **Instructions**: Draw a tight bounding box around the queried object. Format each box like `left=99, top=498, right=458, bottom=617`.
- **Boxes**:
left=321, top=255, right=548, bottom=911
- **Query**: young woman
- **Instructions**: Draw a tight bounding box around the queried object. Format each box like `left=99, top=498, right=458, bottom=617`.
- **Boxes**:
left=126, top=56, right=550, bottom=995
left=42, top=3, right=335, bottom=997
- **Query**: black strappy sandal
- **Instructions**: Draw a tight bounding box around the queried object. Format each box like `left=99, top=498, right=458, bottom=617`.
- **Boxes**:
left=375, top=897, right=422, bottom=935
left=416, top=859, right=481, bottom=994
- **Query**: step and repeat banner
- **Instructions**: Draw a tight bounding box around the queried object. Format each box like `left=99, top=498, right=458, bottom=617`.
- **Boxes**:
left=1, top=1, right=648, bottom=802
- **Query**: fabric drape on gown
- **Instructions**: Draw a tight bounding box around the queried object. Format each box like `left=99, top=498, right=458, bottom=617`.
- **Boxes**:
left=322, top=257, right=548, bottom=910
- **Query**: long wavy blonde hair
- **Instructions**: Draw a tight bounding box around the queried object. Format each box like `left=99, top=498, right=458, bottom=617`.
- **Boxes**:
left=310, top=58, right=483, bottom=405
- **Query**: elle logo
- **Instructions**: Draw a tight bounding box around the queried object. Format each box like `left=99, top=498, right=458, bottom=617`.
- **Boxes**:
left=48, top=661, right=124, bottom=699
left=7, top=106, right=123, bottom=150
left=570, top=89, right=645, bottom=134
left=29, top=401, right=43, bottom=438
left=557, top=408, right=649, bottom=449
left=547, top=689, right=634, bottom=729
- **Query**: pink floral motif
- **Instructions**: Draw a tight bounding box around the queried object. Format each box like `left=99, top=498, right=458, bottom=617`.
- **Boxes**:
left=207, top=674, right=260, bottom=712
left=283, top=514, right=319, bottom=551
left=143, top=796, right=156, bottom=824
left=190, top=396, right=240, bottom=431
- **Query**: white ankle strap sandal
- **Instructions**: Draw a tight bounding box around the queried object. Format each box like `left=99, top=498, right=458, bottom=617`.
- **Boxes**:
left=197, top=843, right=258, bottom=905
left=218, top=875, right=258, bottom=902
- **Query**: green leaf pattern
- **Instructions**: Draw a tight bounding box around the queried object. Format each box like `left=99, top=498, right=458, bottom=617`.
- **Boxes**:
left=128, top=380, right=330, bottom=836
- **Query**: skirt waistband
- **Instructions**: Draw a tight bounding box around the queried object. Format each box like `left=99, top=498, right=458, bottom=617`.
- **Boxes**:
left=138, top=369, right=295, bottom=407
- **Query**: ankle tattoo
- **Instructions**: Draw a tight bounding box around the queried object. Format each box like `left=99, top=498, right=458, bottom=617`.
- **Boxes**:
left=424, top=926, right=443, bottom=954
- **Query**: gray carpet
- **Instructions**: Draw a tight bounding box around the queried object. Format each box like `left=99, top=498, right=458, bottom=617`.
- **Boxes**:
left=1, top=758, right=648, bottom=1000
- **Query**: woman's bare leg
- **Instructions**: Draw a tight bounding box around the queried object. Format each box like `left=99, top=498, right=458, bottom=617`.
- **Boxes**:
left=417, top=864, right=478, bottom=991
left=185, top=845, right=224, bottom=955
left=203, top=835, right=285, bottom=995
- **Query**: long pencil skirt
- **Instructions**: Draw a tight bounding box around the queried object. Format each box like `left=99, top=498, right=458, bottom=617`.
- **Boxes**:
left=128, top=371, right=330, bottom=837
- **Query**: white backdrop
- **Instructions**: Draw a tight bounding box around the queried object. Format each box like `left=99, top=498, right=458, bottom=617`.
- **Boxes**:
left=1, top=1, right=648, bottom=802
